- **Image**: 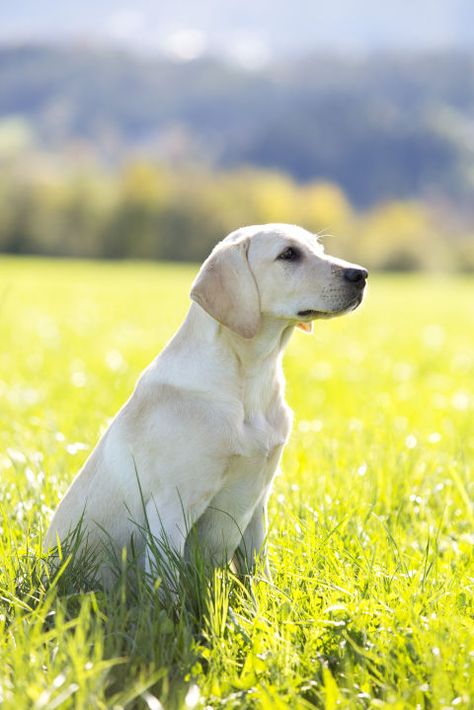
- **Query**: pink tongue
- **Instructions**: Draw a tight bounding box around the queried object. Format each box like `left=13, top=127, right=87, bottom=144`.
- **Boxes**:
left=296, top=321, right=313, bottom=333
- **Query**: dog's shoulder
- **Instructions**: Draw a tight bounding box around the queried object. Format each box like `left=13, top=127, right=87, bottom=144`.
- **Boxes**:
left=118, top=373, right=240, bottom=450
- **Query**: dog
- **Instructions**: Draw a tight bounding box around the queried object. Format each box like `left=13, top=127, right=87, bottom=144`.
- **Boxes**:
left=44, top=224, right=367, bottom=589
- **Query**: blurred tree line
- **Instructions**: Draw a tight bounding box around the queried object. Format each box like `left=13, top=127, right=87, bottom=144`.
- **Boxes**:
left=0, top=154, right=472, bottom=271
left=0, top=44, right=473, bottom=209
left=1, top=43, right=473, bottom=270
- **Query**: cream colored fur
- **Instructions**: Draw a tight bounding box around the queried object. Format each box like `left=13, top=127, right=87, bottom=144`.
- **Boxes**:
left=44, top=224, right=367, bottom=586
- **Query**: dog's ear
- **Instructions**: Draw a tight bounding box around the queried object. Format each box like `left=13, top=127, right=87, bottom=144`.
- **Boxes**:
left=296, top=321, right=314, bottom=334
left=190, top=238, right=261, bottom=339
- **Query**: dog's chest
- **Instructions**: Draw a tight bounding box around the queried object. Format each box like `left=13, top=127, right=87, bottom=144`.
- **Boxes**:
left=228, top=405, right=290, bottom=482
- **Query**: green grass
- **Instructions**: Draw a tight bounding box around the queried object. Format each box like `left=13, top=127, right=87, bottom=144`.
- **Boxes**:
left=0, top=257, right=473, bottom=709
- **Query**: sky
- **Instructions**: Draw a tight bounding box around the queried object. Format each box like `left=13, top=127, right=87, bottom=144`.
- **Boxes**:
left=2, top=0, right=474, bottom=65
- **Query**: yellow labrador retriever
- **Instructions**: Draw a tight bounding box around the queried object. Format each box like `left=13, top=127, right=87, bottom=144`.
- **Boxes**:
left=45, top=224, right=367, bottom=585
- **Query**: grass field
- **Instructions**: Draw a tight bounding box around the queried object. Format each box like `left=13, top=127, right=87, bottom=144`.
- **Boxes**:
left=0, top=257, right=473, bottom=709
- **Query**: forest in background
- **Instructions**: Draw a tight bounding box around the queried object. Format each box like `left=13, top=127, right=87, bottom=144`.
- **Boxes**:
left=1, top=157, right=473, bottom=271
left=0, top=43, right=473, bottom=269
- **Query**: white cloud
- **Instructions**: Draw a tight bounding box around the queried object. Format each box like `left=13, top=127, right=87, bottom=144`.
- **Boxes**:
left=163, top=29, right=207, bottom=61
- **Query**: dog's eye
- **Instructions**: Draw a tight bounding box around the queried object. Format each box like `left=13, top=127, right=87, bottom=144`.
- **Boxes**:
left=277, top=247, right=301, bottom=262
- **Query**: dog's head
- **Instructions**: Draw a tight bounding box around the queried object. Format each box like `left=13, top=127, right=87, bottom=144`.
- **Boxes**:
left=191, top=224, right=367, bottom=338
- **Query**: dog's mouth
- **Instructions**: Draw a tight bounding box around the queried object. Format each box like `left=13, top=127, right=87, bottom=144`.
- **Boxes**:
left=297, top=295, right=364, bottom=320
left=297, top=309, right=325, bottom=318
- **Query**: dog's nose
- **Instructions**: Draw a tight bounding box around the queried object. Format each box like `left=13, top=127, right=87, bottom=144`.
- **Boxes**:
left=344, top=267, right=368, bottom=284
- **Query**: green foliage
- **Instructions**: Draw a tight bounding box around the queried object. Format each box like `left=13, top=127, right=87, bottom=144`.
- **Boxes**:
left=0, top=159, right=467, bottom=270
left=1, top=45, right=473, bottom=207
left=1, top=259, right=473, bottom=707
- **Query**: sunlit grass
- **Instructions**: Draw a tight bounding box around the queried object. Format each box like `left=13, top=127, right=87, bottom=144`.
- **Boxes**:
left=0, top=258, right=473, bottom=708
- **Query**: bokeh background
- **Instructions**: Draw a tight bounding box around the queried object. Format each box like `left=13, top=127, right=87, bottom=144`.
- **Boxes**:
left=1, top=0, right=474, bottom=269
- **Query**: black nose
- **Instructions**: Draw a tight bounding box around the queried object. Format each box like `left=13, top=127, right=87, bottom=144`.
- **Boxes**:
left=344, top=267, right=368, bottom=284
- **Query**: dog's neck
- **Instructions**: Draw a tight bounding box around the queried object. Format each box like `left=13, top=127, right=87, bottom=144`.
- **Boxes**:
left=159, top=304, right=295, bottom=418
left=221, top=316, right=294, bottom=370
left=184, top=302, right=293, bottom=368
left=222, top=317, right=294, bottom=418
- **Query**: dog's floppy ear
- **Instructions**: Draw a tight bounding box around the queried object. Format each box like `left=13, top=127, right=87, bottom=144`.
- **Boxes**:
left=190, top=238, right=261, bottom=338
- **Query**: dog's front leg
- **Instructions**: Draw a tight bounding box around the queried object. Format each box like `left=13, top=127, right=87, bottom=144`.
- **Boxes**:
left=144, top=497, right=190, bottom=600
left=233, top=497, right=271, bottom=580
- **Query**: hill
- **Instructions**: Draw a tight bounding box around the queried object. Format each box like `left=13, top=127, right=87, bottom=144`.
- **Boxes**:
left=0, top=44, right=473, bottom=207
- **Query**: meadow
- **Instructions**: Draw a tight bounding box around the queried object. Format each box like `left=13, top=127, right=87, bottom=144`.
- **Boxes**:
left=0, top=257, right=473, bottom=708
